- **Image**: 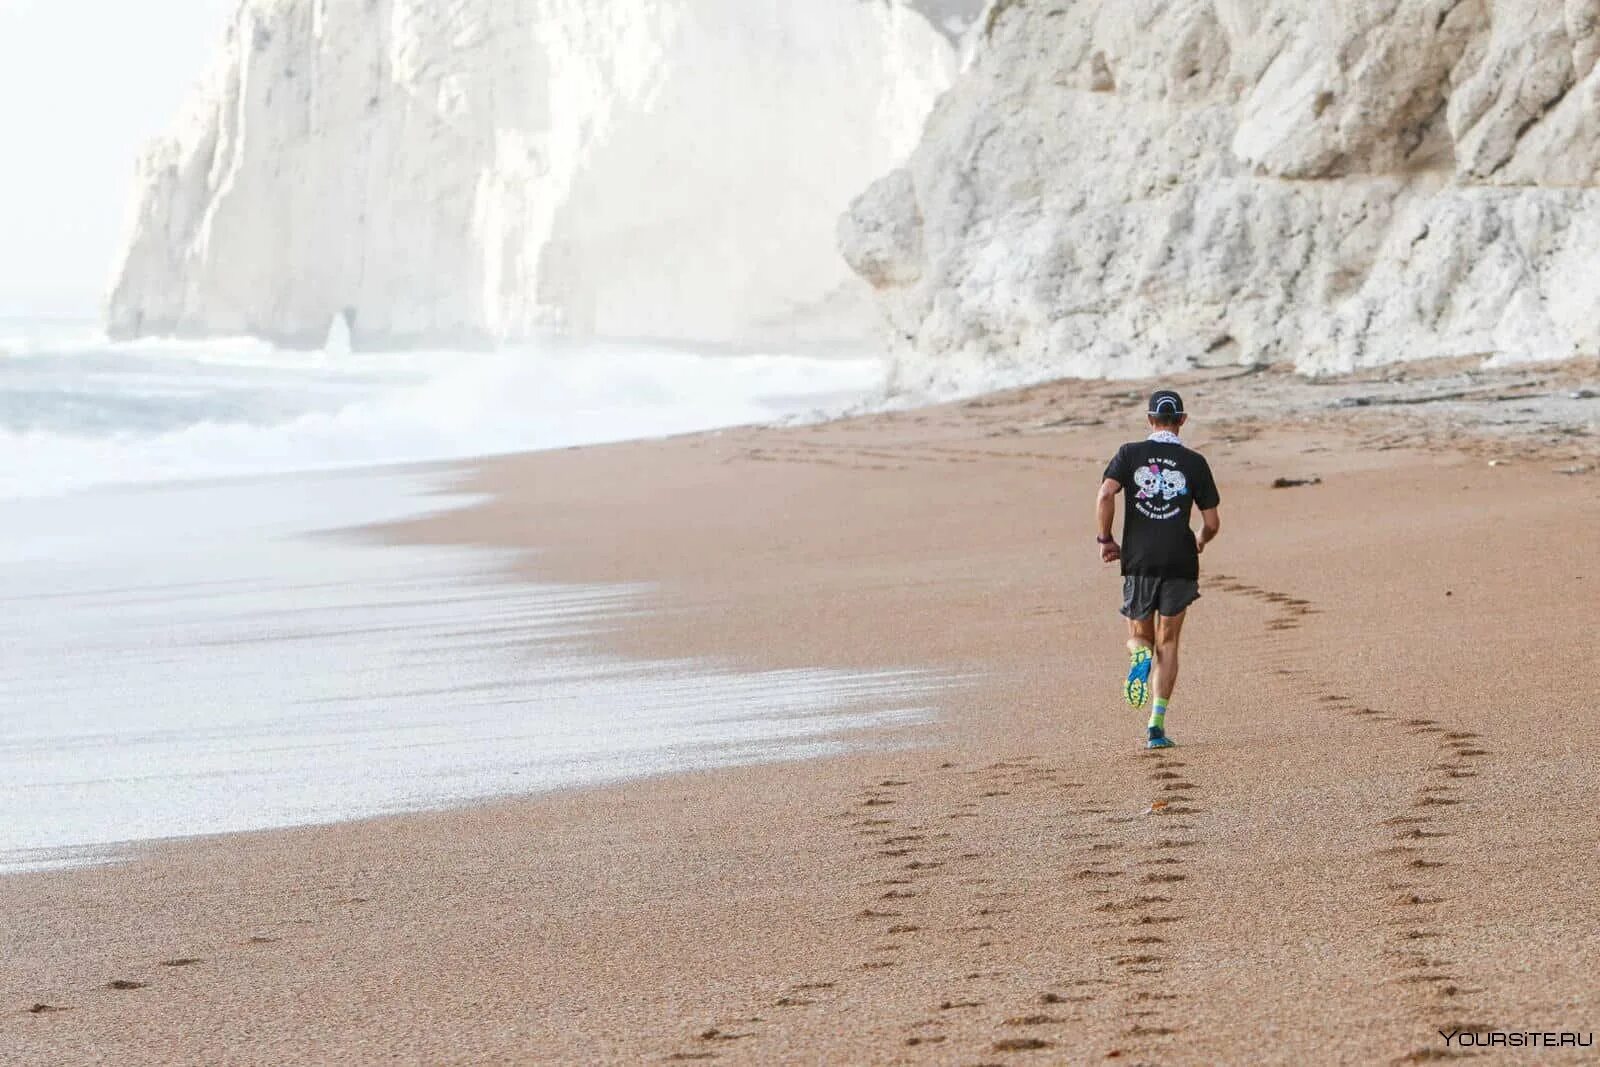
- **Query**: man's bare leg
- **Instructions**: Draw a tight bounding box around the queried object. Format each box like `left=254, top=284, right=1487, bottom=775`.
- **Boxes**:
left=1153, top=610, right=1186, bottom=701
left=1127, top=615, right=1155, bottom=653
left=1147, top=610, right=1187, bottom=747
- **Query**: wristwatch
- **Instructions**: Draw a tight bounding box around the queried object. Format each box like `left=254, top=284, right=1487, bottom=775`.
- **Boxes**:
left=1096, top=535, right=1115, bottom=545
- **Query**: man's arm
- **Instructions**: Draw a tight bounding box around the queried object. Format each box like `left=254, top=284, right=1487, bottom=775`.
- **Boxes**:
left=1195, top=507, right=1221, bottom=554
left=1097, top=477, right=1122, bottom=563
left=1193, top=455, right=1221, bottom=555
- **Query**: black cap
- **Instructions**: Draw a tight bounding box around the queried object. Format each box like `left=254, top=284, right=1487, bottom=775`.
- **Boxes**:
left=1148, top=389, right=1185, bottom=416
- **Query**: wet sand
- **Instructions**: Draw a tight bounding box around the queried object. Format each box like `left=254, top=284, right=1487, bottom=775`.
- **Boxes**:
left=4, top=361, right=1599, bottom=1064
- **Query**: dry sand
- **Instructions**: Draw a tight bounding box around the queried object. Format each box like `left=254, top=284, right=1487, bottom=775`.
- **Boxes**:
left=3, top=361, right=1599, bottom=1065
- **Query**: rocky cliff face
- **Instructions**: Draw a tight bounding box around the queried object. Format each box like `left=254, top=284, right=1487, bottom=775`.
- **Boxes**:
left=841, top=0, right=1600, bottom=393
left=109, top=0, right=967, bottom=350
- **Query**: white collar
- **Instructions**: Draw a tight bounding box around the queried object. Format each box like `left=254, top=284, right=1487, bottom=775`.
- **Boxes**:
left=1147, top=430, right=1183, bottom=445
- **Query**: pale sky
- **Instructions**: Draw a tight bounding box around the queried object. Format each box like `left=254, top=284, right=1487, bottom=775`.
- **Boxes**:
left=0, top=0, right=235, bottom=318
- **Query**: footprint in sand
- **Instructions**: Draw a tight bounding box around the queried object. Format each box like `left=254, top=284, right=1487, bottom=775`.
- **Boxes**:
left=106, top=980, right=147, bottom=991
left=1439, top=1021, right=1495, bottom=1035
left=695, top=1027, right=750, bottom=1043
left=1377, top=845, right=1423, bottom=857
left=1114, top=954, right=1164, bottom=966
left=1395, top=973, right=1458, bottom=986
left=993, top=1037, right=1052, bottom=1052
left=1095, top=894, right=1171, bottom=913
left=1397, top=1048, right=1477, bottom=1062
left=27, top=1003, right=70, bottom=1014
left=159, top=958, right=202, bottom=968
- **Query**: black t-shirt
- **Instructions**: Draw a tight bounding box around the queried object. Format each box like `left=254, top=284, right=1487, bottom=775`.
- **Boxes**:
left=1103, top=438, right=1220, bottom=579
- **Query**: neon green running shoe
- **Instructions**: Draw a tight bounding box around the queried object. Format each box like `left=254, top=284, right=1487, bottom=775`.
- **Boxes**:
left=1125, top=645, right=1153, bottom=709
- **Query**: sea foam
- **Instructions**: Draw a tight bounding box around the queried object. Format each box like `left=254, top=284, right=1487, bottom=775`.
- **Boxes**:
left=0, top=325, right=886, bottom=499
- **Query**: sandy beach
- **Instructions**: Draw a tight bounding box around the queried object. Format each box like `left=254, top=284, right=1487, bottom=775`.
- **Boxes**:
left=4, top=360, right=1599, bottom=1065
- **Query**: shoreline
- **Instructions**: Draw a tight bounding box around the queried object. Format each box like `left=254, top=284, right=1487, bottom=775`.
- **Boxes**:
left=4, top=358, right=1598, bottom=1064
left=0, top=467, right=953, bottom=879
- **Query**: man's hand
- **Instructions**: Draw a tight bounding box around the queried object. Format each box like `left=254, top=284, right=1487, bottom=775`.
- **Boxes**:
left=1101, top=539, right=1121, bottom=564
left=1195, top=532, right=1206, bottom=555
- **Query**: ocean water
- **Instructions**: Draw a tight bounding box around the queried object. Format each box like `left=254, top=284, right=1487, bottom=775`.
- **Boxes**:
left=0, top=320, right=886, bottom=498
left=0, top=323, right=949, bottom=873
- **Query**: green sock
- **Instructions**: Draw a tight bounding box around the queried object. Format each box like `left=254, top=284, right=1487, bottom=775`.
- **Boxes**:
left=1149, top=697, right=1169, bottom=731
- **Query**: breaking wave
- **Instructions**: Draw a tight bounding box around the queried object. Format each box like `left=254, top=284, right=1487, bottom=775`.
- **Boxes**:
left=0, top=323, right=886, bottom=499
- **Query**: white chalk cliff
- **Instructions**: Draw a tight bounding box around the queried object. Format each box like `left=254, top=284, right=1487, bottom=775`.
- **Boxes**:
left=842, top=0, right=1600, bottom=393
left=109, top=0, right=970, bottom=349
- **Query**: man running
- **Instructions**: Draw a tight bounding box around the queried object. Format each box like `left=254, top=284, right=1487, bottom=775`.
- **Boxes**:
left=1095, top=389, right=1221, bottom=749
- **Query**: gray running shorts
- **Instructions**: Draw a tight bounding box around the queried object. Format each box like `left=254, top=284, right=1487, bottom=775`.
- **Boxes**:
left=1121, top=576, right=1200, bottom=620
